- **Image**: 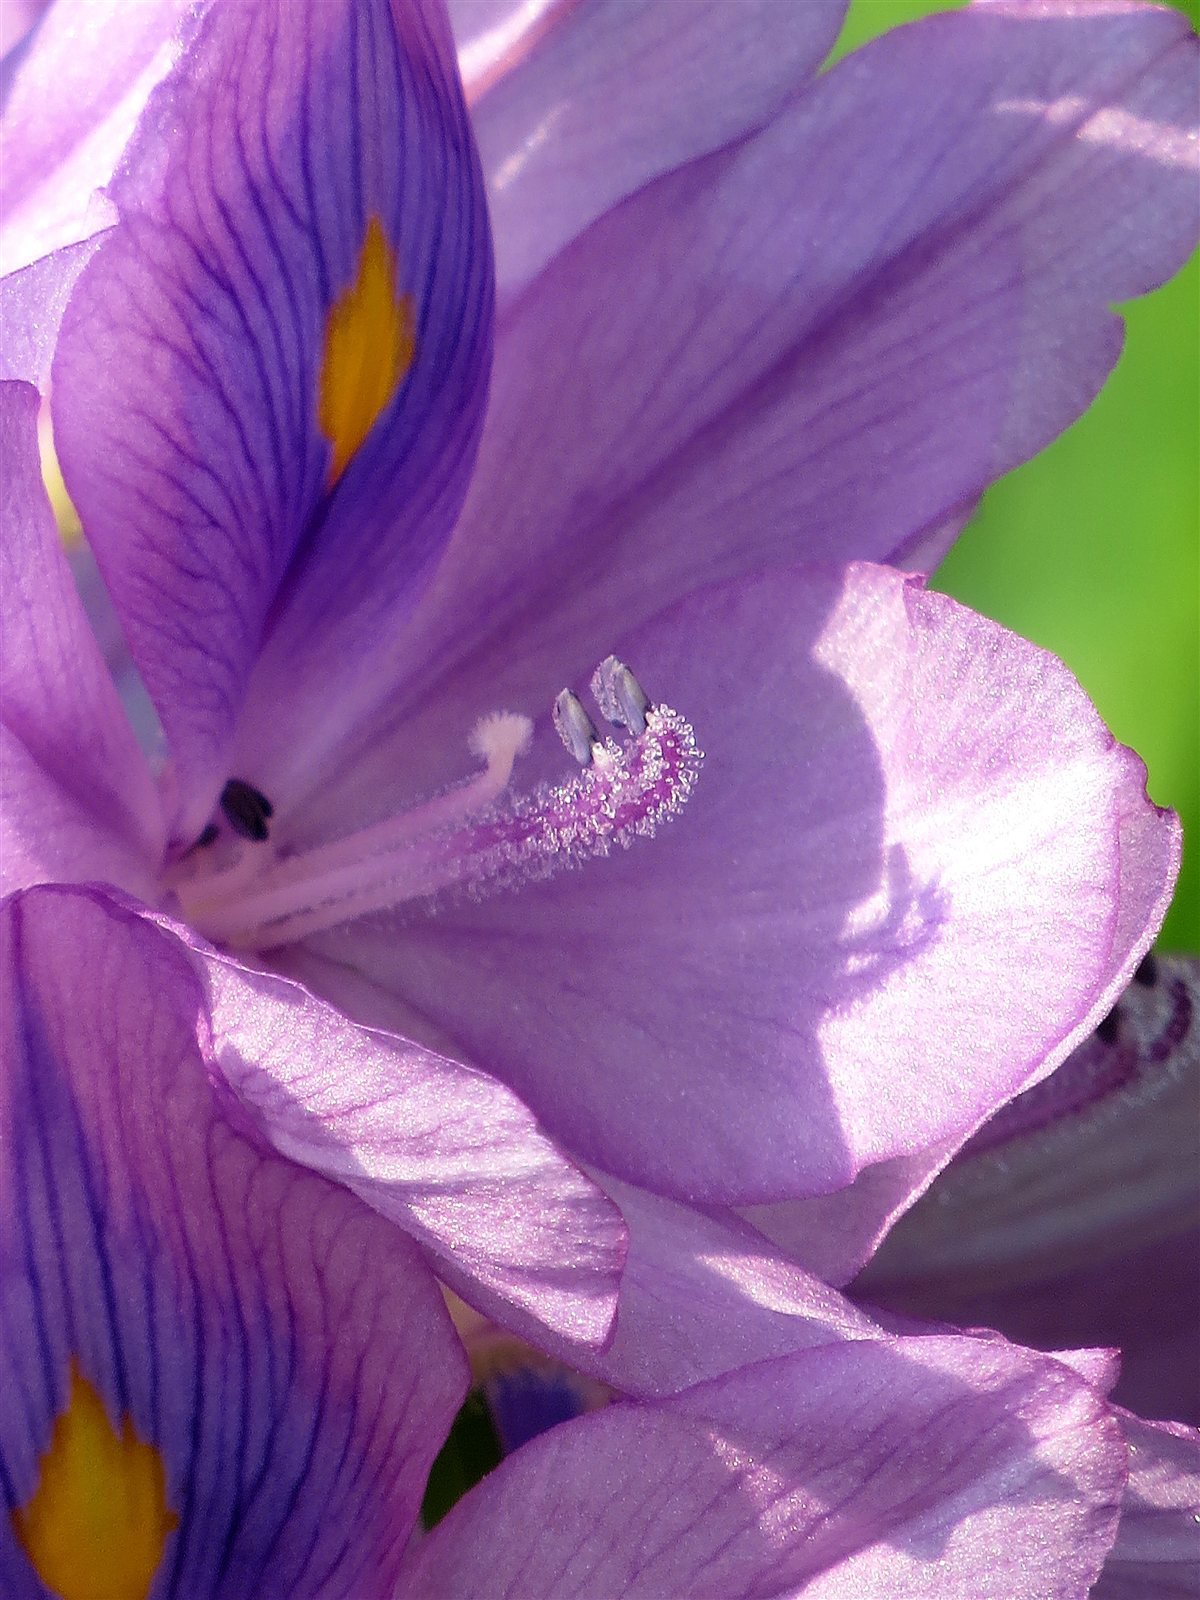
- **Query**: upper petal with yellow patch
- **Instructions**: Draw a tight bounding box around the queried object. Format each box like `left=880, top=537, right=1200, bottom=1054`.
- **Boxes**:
left=52, top=0, right=493, bottom=836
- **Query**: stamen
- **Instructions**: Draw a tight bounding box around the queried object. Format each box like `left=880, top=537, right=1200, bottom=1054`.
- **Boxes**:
left=591, top=655, right=650, bottom=735
left=553, top=690, right=600, bottom=766
left=220, top=779, right=274, bottom=842
left=244, top=710, right=533, bottom=893
left=178, top=661, right=700, bottom=952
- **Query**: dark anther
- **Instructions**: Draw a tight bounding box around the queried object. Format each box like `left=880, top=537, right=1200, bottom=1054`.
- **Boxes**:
left=1095, top=1006, right=1120, bottom=1045
left=1133, top=951, right=1159, bottom=988
left=220, top=778, right=274, bottom=842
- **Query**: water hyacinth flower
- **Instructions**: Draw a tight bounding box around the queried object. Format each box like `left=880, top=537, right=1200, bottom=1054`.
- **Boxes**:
left=4, top=3, right=1200, bottom=1590
left=3, top=0, right=1197, bottom=1328
left=1, top=885, right=1159, bottom=1600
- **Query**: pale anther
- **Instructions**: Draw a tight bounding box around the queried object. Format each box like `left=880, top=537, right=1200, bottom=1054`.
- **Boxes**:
left=591, top=655, right=650, bottom=735
left=553, top=689, right=600, bottom=766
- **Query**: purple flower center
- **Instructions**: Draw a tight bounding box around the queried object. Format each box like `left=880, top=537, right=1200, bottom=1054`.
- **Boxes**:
left=171, top=657, right=701, bottom=951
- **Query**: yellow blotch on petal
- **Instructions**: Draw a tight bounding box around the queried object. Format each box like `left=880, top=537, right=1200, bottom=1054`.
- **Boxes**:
left=11, top=1362, right=179, bottom=1600
left=318, top=215, right=416, bottom=484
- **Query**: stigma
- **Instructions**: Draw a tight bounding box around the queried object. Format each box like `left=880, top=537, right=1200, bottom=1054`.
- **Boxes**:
left=176, top=657, right=700, bottom=951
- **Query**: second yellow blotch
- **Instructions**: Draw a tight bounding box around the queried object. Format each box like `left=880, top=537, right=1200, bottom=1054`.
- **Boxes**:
left=39, top=408, right=82, bottom=547
left=11, top=1361, right=179, bottom=1600
left=318, top=215, right=416, bottom=484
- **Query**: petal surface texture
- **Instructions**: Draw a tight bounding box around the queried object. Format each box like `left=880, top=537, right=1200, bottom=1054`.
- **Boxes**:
left=292, top=0, right=1200, bottom=801
left=0, top=0, right=190, bottom=274
left=51, top=0, right=493, bottom=835
left=0, top=886, right=463, bottom=1597
left=188, top=934, right=625, bottom=1347
left=451, top=0, right=849, bottom=295
left=0, top=381, right=161, bottom=896
left=307, top=564, right=1178, bottom=1206
left=739, top=747, right=1186, bottom=1285
left=403, top=1336, right=1125, bottom=1598
left=432, top=1177, right=879, bottom=1398
left=0, top=239, right=108, bottom=386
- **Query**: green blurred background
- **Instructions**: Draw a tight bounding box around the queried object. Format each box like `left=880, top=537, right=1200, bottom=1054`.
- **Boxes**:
left=833, top=0, right=1199, bottom=951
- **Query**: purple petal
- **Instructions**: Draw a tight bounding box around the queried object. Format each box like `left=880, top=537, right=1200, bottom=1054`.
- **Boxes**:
left=0, top=238, right=110, bottom=386
left=310, top=563, right=1177, bottom=1205
left=875, top=1224, right=1200, bottom=1431
left=52, top=0, right=493, bottom=837
left=584, top=1180, right=873, bottom=1397
left=1107, top=756, right=1185, bottom=1006
left=859, top=955, right=1200, bottom=1422
left=0, top=885, right=463, bottom=1595
left=1093, top=1411, right=1200, bottom=1599
left=479, top=1358, right=598, bottom=1456
left=453, top=0, right=848, bottom=295
left=327, top=1, right=1198, bottom=763
left=177, top=933, right=625, bottom=1348
left=0, top=381, right=162, bottom=895
left=740, top=765, right=1187, bottom=1285
left=0, top=0, right=191, bottom=275
left=403, top=1335, right=1125, bottom=1598
left=738, top=1140, right=966, bottom=1286
left=0, top=0, right=50, bottom=60
left=438, top=1176, right=876, bottom=1398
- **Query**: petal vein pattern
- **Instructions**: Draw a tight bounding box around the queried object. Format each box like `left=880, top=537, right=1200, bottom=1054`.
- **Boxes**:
left=0, top=885, right=465, bottom=1597
left=183, top=926, right=627, bottom=1345
left=349, top=2, right=1200, bottom=766
left=51, top=0, right=494, bottom=830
